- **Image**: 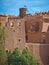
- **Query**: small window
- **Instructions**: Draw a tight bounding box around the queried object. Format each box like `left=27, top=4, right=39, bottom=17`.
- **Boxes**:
left=26, top=35, right=28, bottom=41
left=6, top=50, right=8, bottom=53
left=18, top=22, right=21, bottom=26
left=10, top=22, right=14, bottom=27
left=13, top=30, right=15, bottom=32
left=0, top=23, right=1, bottom=26
left=18, top=39, right=20, bottom=42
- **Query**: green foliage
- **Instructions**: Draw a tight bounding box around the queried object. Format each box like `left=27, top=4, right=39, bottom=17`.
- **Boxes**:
left=8, top=47, right=39, bottom=65
left=22, top=47, right=39, bottom=65
left=8, top=48, right=22, bottom=65
left=0, top=26, right=5, bottom=43
left=0, top=26, right=7, bottom=65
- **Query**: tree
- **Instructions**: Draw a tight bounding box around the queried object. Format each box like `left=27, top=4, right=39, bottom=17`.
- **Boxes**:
left=0, top=26, right=7, bottom=65
left=22, top=47, right=39, bottom=65
left=8, top=47, right=39, bottom=65
left=8, top=48, right=22, bottom=65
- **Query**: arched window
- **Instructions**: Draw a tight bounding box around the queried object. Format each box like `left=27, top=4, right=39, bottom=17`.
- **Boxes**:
left=6, top=50, right=8, bottom=53
left=31, top=22, right=39, bottom=32
left=10, top=22, right=14, bottom=27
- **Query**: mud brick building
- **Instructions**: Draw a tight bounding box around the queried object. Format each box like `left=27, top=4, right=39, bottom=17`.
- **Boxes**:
left=0, top=8, right=49, bottom=65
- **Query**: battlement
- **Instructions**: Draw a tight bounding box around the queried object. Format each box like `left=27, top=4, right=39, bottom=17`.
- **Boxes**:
left=0, top=11, right=49, bottom=18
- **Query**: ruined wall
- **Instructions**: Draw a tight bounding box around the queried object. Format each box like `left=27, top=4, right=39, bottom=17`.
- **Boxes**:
left=24, top=14, right=49, bottom=65
left=5, top=18, right=26, bottom=50
left=0, top=14, right=26, bottom=50
left=0, top=15, right=8, bottom=26
left=25, top=14, right=49, bottom=43
left=26, top=43, right=49, bottom=65
left=0, top=11, right=49, bottom=65
left=25, top=15, right=43, bottom=43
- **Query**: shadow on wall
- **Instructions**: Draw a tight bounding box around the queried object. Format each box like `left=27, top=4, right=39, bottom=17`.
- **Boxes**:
left=39, top=45, right=49, bottom=65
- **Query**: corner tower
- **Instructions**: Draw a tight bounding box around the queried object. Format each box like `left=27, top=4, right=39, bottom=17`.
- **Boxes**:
left=5, top=8, right=26, bottom=50
left=19, top=8, right=27, bottom=18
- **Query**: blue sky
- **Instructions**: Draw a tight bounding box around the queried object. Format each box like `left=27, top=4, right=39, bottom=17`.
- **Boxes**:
left=0, top=0, right=49, bottom=16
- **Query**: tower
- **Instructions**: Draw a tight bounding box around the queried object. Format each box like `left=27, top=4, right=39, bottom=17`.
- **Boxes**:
left=5, top=17, right=26, bottom=50
left=19, top=8, right=27, bottom=18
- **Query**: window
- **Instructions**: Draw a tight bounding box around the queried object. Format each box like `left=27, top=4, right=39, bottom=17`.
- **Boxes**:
left=10, top=22, right=14, bottom=27
left=13, top=30, right=15, bottom=32
left=0, top=23, right=1, bottom=26
left=26, top=35, right=28, bottom=41
left=18, top=39, right=20, bottom=42
left=18, top=22, right=21, bottom=26
left=31, top=22, right=39, bottom=32
left=6, top=50, right=8, bottom=53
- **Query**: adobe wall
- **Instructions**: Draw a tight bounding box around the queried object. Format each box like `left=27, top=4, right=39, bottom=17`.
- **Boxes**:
left=0, top=13, right=49, bottom=65
left=46, top=32, right=49, bottom=43
left=5, top=18, right=26, bottom=50
left=0, top=15, right=8, bottom=26
left=25, top=14, right=49, bottom=43
left=25, top=15, right=43, bottom=43
left=26, top=43, right=49, bottom=65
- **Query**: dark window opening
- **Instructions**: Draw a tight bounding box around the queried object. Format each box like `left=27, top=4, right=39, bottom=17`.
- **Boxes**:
left=18, top=39, right=20, bottom=42
left=13, top=30, right=15, bottom=32
left=0, top=23, right=1, bottom=26
left=6, top=50, right=8, bottom=53
left=26, top=35, right=28, bottom=41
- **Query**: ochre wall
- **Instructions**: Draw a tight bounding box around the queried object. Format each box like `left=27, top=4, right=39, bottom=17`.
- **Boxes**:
left=5, top=18, right=26, bottom=50
left=0, top=13, right=49, bottom=65
left=26, top=43, right=49, bottom=65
